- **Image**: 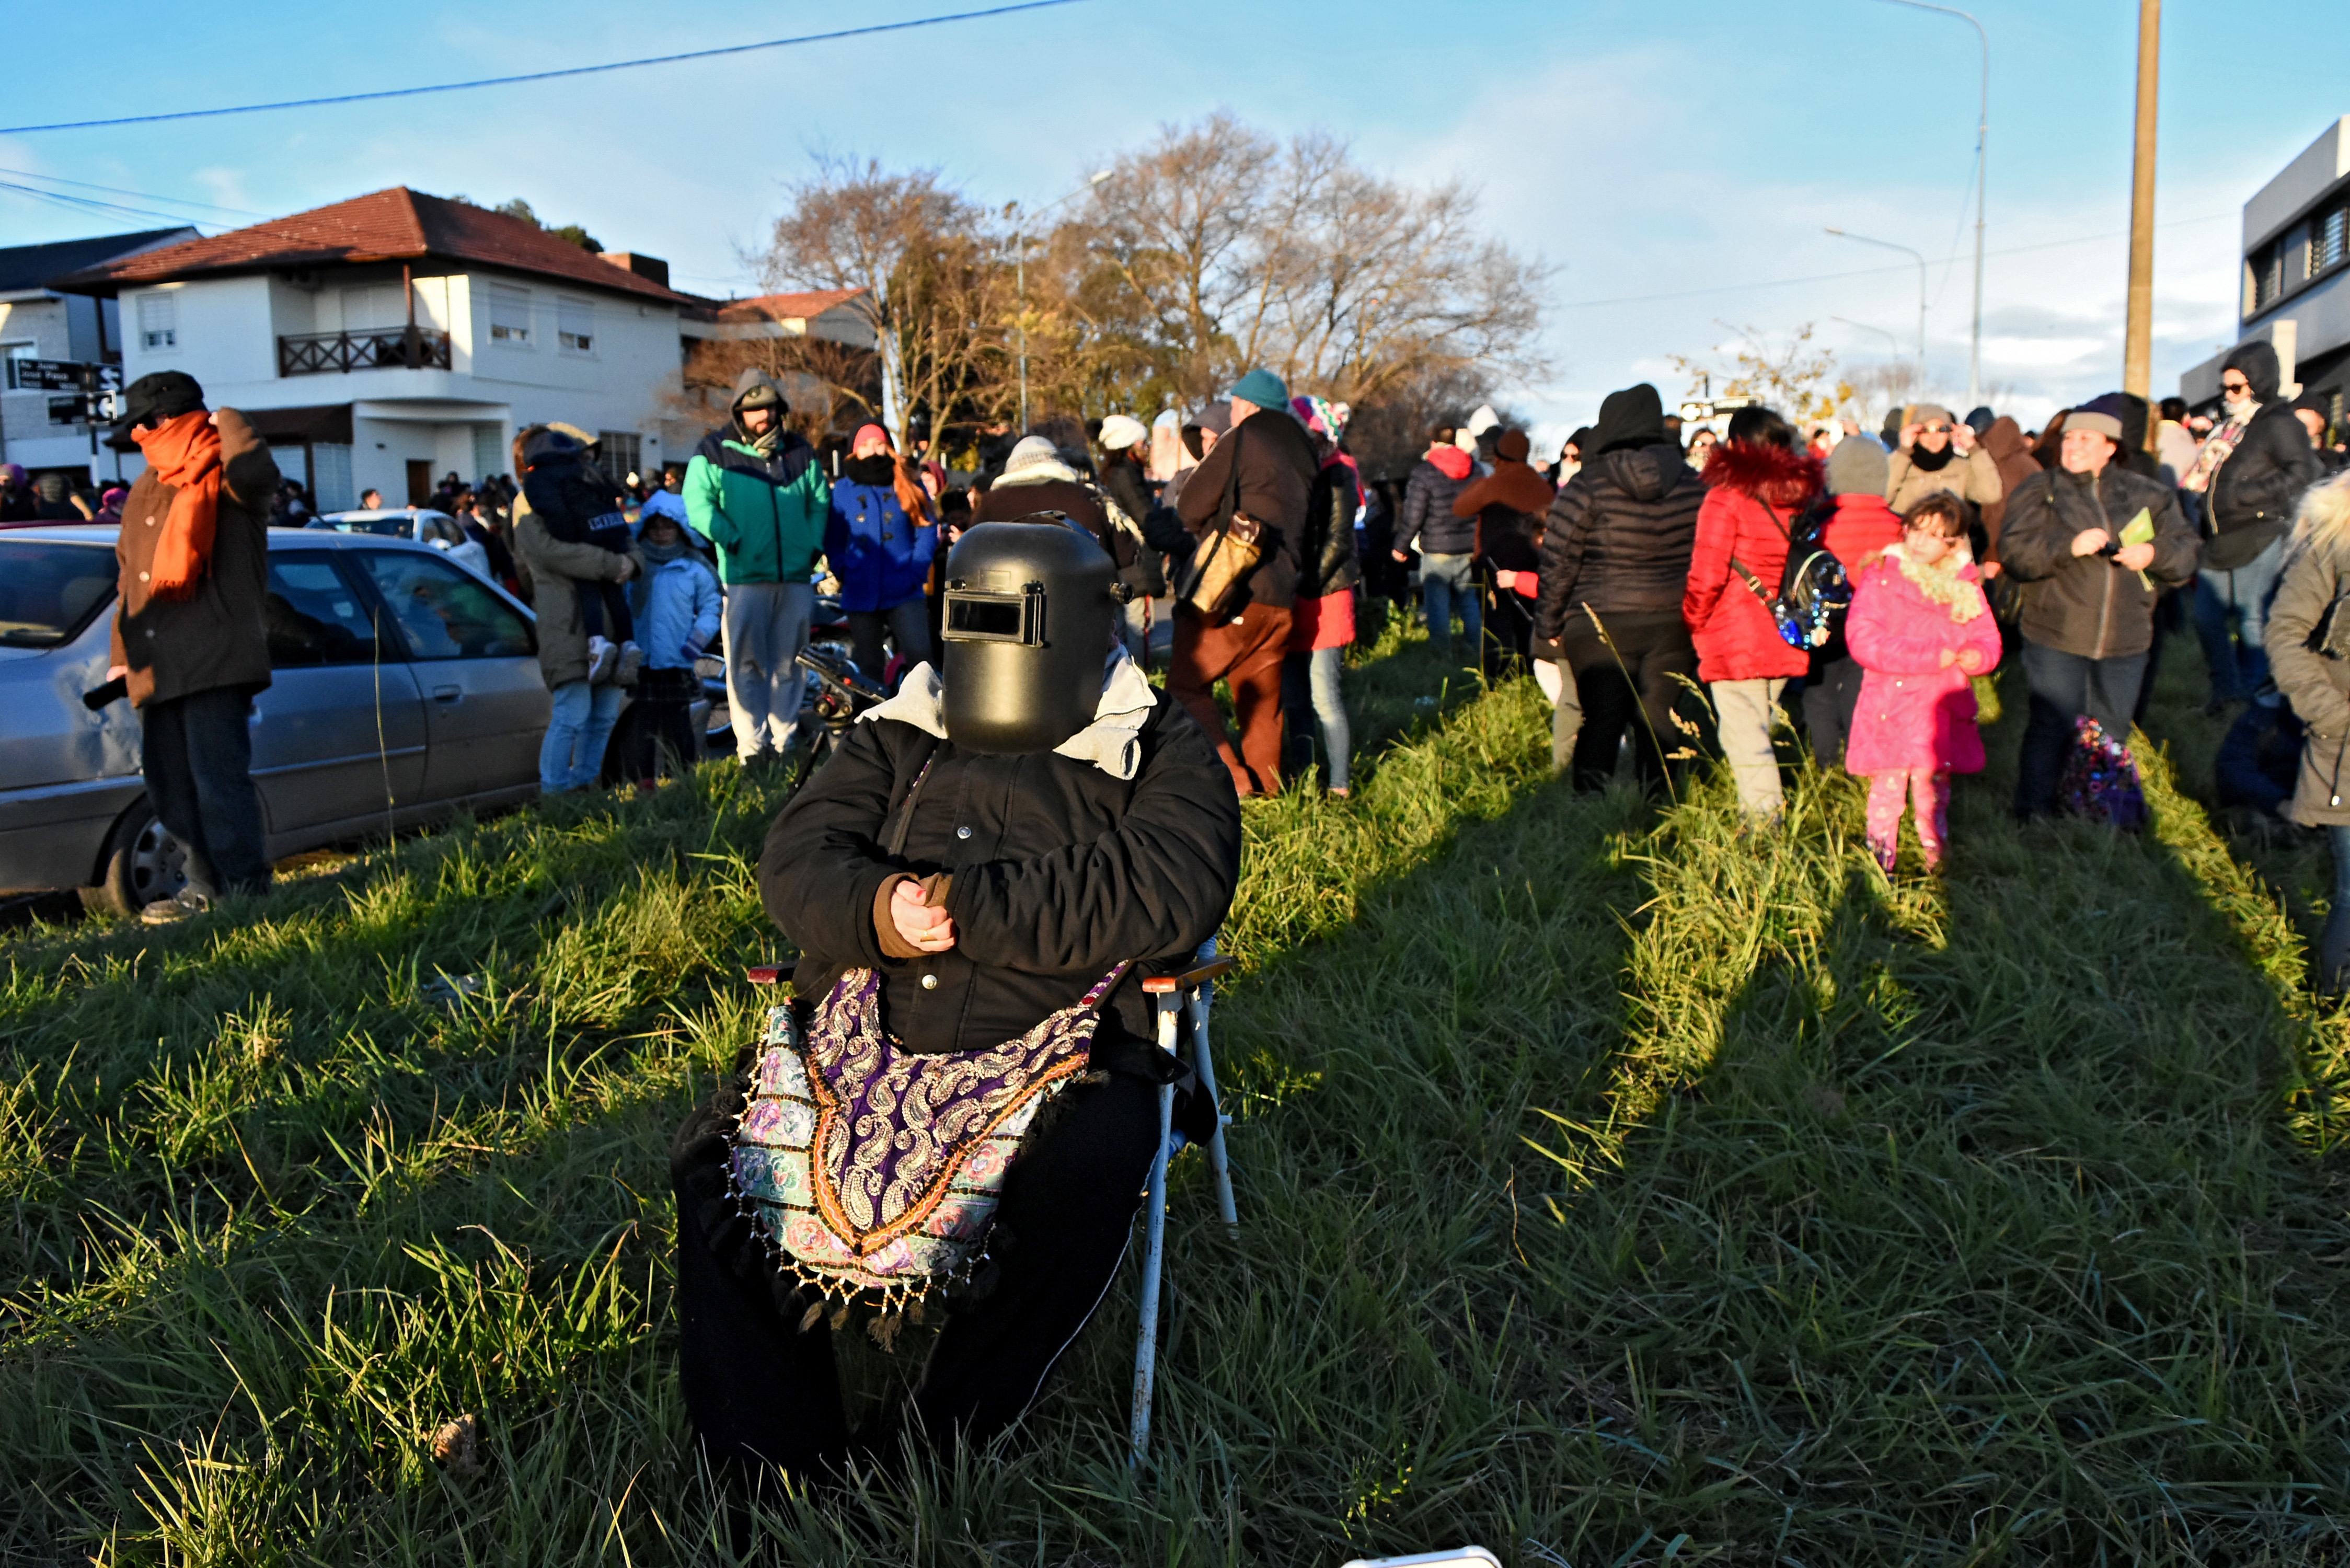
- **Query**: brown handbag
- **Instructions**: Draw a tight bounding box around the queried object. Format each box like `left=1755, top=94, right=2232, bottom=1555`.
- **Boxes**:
left=1176, top=428, right=1264, bottom=621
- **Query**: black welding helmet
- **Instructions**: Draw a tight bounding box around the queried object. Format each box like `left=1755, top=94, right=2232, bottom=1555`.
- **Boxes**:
left=940, top=515, right=1116, bottom=754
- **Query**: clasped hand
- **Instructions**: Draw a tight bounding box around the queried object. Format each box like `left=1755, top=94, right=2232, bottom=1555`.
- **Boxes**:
left=1938, top=647, right=1988, bottom=673
left=890, top=878, right=957, bottom=953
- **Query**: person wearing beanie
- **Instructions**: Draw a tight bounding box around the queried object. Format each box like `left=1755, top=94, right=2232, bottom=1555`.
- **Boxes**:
left=1534, top=383, right=1705, bottom=789
left=2184, top=340, right=2323, bottom=709
left=1094, top=413, right=1164, bottom=655
left=685, top=367, right=831, bottom=767
left=975, top=433, right=1160, bottom=659
left=1887, top=401, right=2005, bottom=520
left=1170, top=372, right=1320, bottom=795
left=1798, top=435, right=1904, bottom=767
left=1998, top=406, right=2198, bottom=820
left=103, top=370, right=282, bottom=921
left=824, top=423, right=938, bottom=686
left=1394, top=422, right=1481, bottom=655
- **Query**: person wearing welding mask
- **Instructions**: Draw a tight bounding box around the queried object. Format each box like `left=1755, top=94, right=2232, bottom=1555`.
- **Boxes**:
left=670, top=515, right=1242, bottom=1488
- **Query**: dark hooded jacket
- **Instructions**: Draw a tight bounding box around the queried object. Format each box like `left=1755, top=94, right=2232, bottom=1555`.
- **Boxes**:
left=111, top=408, right=279, bottom=708
left=1172, top=405, right=1319, bottom=609
left=758, top=692, right=1241, bottom=1057
left=1535, top=385, right=1706, bottom=649
left=2208, top=341, right=2323, bottom=570
left=2000, top=459, right=2198, bottom=660
left=1979, top=416, right=2041, bottom=556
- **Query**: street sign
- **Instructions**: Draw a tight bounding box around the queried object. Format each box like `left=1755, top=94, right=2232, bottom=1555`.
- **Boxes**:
left=5, top=358, right=120, bottom=393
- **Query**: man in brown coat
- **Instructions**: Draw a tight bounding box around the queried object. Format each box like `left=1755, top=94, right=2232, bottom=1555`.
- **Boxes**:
left=103, top=371, right=280, bottom=921
left=1170, top=367, right=1318, bottom=795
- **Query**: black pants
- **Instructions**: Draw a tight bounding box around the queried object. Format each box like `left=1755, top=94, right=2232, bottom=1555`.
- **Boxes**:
left=1484, top=584, right=1537, bottom=680
left=627, top=667, right=700, bottom=781
left=1803, top=652, right=1865, bottom=768
left=140, top=685, right=269, bottom=899
left=2014, top=639, right=2149, bottom=819
left=673, top=1069, right=1159, bottom=1478
left=1560, top=610, right=1698, bottom=793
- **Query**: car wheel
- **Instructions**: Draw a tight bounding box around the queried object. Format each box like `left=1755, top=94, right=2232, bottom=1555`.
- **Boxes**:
left=88, top=798, right=188, bottom=917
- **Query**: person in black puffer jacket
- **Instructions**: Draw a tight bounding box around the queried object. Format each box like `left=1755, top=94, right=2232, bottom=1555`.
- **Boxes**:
left=1535, top=383, right=1705, bottom=790
left=2195, top=340, right=2323, bottom=706
left=1393, top=425, right=1480, bottom=653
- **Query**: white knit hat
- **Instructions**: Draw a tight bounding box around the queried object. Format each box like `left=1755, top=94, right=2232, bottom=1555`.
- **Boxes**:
left=1002, top=435, right=1064, bottom=476
left=1098, top=414, right=1148, bottom=451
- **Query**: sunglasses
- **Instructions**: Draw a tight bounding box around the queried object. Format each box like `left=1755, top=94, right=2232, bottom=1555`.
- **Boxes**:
left=1920, top=423, right=1954, bottom=435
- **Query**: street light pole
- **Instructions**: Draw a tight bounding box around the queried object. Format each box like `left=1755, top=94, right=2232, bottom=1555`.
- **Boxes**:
left=1825, top=227, right=1928, bottom=385
left=1015, top=169, right=1111, bottom=434
left=1881, top=0, right=1987, bottom=408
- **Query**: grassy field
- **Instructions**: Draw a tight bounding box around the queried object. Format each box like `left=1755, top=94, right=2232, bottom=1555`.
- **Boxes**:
left=3, top=620, right=2347, bottom=1566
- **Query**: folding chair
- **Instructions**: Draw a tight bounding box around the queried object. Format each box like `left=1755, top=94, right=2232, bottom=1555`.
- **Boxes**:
left=1130, top=938, right=1239, bottom=1466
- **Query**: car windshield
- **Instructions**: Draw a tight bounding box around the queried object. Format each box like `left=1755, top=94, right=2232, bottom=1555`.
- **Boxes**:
left=0, top=541, right=117, bottom=648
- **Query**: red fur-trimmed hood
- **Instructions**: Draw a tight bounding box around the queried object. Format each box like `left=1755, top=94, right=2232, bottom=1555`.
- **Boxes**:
left=1701, top=441, right=1821, bottom=508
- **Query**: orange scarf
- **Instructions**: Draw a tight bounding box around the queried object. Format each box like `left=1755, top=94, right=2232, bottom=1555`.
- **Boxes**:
left=132, top=410, right=222, bottom=601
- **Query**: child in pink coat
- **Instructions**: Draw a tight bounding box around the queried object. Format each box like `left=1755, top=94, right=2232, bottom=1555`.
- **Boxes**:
left=1844, top=493, right=2003, bottom=871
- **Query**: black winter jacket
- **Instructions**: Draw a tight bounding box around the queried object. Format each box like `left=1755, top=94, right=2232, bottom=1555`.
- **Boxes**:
left=1398, top=458, right=1476, bottom=556
left=1297, top=462, right=1364, bottom=601
left=1999, top=463, right=2198, bottom=660
left=759, top=696, right=1242, bottom=1058
left=2207, top=403, right=2322, bottom=569
left=1534, top=441, right=1705, bottom=645
left=1173, top=412, right=1319, bottom=609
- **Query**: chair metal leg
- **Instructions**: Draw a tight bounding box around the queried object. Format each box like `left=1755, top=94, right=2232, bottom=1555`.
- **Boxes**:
left=1130, top=986, right=1179, bottom=1466
left=1186, top=982, right=1239, bottom=1238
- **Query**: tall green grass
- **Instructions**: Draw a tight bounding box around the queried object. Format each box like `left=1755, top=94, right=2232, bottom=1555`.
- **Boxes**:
left=1, top=629, right=2344, bottom=1565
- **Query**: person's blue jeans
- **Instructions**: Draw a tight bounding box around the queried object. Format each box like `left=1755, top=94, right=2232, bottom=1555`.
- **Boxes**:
left=2013, top=639, right=2150, bottom=819
left=1420, top=551, right=1482, bottom=652
left=541, top=679, right=626, bottom=793
left=2324, top=826, right=2350, bottom=991
left=2193, top=536, right=2286, bottom=705
left=1282, top=646, right=1354, bottom=791
left=141, top=685, right=270, bottom=898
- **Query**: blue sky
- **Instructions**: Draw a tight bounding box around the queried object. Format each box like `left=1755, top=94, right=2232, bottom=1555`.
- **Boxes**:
left=6, top=1, right=2346, bottom=442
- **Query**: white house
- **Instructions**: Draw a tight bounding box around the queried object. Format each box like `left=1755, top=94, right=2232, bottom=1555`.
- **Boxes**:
left=2180, top=115, right=2350, bottom=423
left=0, top=227, right=198, bottom=487
left=55, top=189, right=696, bottom=509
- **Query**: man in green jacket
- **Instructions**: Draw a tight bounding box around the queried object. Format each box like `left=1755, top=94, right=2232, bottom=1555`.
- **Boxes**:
left=685, top=369, right=831, bottom=765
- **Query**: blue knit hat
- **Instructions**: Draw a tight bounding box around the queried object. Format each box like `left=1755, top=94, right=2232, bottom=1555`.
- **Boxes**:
left=1227, top=367, right=1289, bottom=409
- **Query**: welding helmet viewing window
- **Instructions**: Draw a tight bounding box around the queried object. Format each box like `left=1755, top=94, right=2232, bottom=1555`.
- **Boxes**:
left=940, top=515, right=1118, bottom=754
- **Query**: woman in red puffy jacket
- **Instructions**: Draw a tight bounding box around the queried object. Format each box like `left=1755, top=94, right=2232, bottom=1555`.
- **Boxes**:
left=1681, top=406, right=1821, bottom=824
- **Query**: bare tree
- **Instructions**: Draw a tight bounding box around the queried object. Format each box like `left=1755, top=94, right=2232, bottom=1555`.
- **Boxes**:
left=759, top=156, right=1008, bottom=446
left=1671, top=322, right=1854, bottom=426
left=669, top=332, right=883, bottom=444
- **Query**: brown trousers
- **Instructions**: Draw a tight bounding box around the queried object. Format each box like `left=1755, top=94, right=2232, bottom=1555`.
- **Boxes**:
left=1170, top=601, right=1293, bottom=796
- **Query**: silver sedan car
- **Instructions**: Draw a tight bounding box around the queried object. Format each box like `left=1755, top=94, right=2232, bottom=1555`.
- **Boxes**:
left=0, top=525, right=550, bottom=913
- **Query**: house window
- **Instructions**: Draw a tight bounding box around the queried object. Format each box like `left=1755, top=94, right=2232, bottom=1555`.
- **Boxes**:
left=2, top=342, right=36, bottom=389
left=487, top=285, right=532, bottom=347
left=137, top=292, right=177, bottom=350
left=597, top=431, right=642, bottom=485
left=558, top=297, right=594, bottom=355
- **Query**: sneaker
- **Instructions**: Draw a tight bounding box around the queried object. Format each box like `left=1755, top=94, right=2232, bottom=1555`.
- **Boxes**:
left=141, top=888, right=214, bottom=925
left=616, top=640, right=646, bottom=686
left=586, top=636, right=617, bottom=684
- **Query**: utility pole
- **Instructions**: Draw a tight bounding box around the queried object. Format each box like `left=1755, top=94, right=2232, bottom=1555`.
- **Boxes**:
left=2123, top=0, right=2161, bottom=400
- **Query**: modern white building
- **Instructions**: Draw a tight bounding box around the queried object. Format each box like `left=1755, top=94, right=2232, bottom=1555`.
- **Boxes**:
left=0, top=227, right=198, bottom=487
left=55, top=189, right=696, bottom=508
left=2180, top=115, right=2350, bottom=421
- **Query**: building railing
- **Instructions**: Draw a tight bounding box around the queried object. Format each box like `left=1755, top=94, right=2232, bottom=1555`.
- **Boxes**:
left=278, top=327, right=452, bottom=376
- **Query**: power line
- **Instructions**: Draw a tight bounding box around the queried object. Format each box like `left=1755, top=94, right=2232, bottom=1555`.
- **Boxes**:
left=0, top=164, right=267, bottom=218
left=1551, top=210, right=2234, bottom=311
left=0, top=181, right=210, bottom=230
left=0, top=1, right=1085, bottom=135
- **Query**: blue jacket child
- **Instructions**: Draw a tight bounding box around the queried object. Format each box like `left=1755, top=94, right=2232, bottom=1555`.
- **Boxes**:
left=632, top=539, right=722, bottom=671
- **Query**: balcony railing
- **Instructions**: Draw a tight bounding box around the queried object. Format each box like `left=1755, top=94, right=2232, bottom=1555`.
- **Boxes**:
left=278, top=327, right=452, bottom=377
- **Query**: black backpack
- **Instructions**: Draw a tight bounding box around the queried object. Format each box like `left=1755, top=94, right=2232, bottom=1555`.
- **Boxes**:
left=1732, top=499, right=1851, bottom=650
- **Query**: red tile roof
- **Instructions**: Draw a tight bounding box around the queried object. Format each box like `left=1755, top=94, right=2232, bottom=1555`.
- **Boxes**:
left=54, top=187, right=694, bottom=304
left=710, top=289, right=870, bottom=323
